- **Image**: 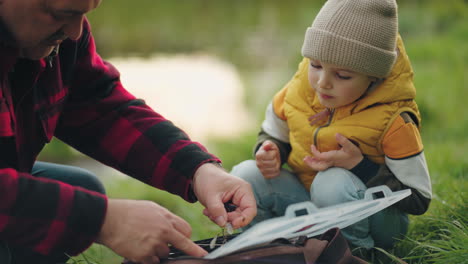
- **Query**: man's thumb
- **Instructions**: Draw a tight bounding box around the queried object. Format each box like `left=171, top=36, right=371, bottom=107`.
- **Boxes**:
left=206, top=200, right=228, bottom=227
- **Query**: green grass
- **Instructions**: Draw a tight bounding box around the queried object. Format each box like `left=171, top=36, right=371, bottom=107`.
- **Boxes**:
left=396, top=192, right=468, bottom=264
left=38, top=1, right=467, bottom=263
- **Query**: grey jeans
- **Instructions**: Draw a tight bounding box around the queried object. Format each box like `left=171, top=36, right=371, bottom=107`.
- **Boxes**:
left=0, top=162, right=105, bottom=264
left=231, top=160, right=408, bottom=249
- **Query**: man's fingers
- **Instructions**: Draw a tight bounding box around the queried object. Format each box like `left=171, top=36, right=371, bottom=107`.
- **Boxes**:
left=169, top=231, right=207, bottom=258
left=229, top=196, right=257, bottom=229
left=203, top=198, right=228, bottom=226
left=141, top=255, right=160, bottom=264
left=132, top=243, right=166, bottom=264
left=230, top=206, right=256, bottom=229
left=156, top=245, right=170, bottom=258
left=170, top=214, right=192, bottom=238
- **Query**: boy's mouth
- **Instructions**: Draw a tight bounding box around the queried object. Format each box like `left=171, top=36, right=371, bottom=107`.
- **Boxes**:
left=319, top=93, right=334, bottom=100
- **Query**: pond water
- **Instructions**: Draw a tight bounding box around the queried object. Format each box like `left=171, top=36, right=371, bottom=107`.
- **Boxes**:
left=109, top=54, right=254, bottom=142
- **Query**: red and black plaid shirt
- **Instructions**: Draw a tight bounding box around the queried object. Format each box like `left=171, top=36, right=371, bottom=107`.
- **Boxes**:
left=0, top=19, right=219, bottom=256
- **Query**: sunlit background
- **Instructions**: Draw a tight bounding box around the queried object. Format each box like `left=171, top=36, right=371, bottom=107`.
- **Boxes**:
left=36, top=0, right=467, bottom=263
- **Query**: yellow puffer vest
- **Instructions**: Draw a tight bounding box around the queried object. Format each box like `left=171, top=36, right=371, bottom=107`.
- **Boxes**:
left=273, top=36, right=421, bottom=189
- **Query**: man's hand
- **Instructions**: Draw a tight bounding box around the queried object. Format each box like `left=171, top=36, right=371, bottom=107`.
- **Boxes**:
left=255, top=140, right=281, bottom=179
left=303, top=133, right=363, bottom=171
left=96, top=199, right=207, bottom=264
left=193, top=163, right=257, bottom=229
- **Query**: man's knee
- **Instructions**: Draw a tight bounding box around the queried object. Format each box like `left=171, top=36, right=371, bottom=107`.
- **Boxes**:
left=32, top=162, right=106, bottom=194
left=0, top=242, right=11, bottom=264
left=77, top=168, right=106, bottom=194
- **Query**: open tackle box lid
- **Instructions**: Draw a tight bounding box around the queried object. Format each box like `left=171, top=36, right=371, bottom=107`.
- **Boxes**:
left=205, top=185, right=411, bottom=259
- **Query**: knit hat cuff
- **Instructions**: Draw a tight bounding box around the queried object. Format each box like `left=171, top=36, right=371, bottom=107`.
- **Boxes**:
left=301, top=27, right=397, bottom=78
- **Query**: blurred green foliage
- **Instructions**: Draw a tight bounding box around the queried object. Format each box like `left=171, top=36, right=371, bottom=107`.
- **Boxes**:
left=43, top=0, right=467, bottom=166
left=34, top=0, right=466, bottom=263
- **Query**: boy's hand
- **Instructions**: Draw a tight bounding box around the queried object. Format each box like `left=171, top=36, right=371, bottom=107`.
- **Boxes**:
left=303, top=133, right=363, bottom=171
left=255, top=140, right=281, bottom=179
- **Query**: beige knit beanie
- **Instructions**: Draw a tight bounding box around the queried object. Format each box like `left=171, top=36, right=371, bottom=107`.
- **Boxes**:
left=301, top=0, right=398, bottom=78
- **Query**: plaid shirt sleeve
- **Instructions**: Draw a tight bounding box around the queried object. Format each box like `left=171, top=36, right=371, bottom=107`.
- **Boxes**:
left=56, top=19, right=220, bottom=200
left=0, top=167, right=107, bottom=256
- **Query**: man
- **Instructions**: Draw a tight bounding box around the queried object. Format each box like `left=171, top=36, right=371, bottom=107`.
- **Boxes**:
left=0, top=0, right=257, bottom=263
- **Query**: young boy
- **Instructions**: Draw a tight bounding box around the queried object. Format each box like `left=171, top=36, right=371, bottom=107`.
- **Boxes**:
left=231, top=0, right=432, bottom=252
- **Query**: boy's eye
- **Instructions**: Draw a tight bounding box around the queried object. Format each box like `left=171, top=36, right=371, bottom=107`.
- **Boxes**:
left=310, top=63, right=322, bottom=69
left=337, top=73, right=351, bottom=80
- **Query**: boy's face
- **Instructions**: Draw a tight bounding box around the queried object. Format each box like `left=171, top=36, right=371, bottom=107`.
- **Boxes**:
left=308, top=59, right=375, bottom=108
left=0, top=0, right=101, bottom=59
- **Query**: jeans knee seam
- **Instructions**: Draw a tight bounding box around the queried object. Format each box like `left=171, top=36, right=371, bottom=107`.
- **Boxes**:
left=348, top=172, right=366, bottom=193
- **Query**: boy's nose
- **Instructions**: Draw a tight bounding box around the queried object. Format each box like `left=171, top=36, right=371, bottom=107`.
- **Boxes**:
left=318, top=73, right=332, bottom=89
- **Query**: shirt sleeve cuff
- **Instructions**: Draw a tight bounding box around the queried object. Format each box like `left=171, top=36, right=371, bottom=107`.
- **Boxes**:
left=187, top=160, right=222, bottom=202
left=350, top=156, right=380, bottom=183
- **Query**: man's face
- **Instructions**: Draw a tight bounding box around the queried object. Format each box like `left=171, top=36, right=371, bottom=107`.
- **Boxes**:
left=0, top=0, right=101, bottom=59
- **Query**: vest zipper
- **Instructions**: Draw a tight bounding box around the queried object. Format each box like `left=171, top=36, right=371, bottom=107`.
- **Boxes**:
left=313, top=108, right=335, bottom=147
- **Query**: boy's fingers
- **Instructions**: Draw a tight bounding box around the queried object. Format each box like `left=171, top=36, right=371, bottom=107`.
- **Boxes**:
left=257, top=143, right=279, bottom=162
left=310, top=145, right=327, bottom=160
left=261, top=167, right=280, bottom=175
left=310, top=144, right=321, bottom=156
left=310, top=144, right=337, bottom=161
left=263, top=142, right=273, bottom=151
left=303, top=156, right=314, bottom=167
left=262, top=151, right=277, bottom=161
left=336, top=133, right=359, bottom=151
left=258, top=158, right=278, bottom=167
left=336, top=133, right=350, bottom=148
left=262, top=140, right=278, bottom=151
left=304, top=156, right=332, bottom=171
